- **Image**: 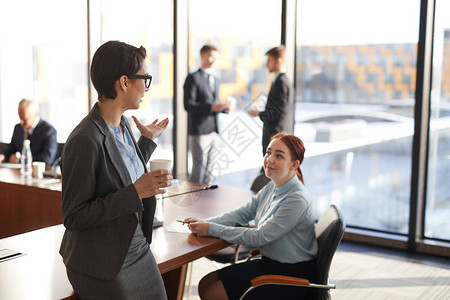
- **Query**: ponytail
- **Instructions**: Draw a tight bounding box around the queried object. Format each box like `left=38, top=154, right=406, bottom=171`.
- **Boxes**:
left=297, top=166, right=304, bottom=185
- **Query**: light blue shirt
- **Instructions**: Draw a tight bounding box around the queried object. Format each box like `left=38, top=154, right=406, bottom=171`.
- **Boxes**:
left=207, top=175, right=318, bottom=263
left=108, top=121, right=145, bottom=183
left=108, top=121, right=149, bottom=260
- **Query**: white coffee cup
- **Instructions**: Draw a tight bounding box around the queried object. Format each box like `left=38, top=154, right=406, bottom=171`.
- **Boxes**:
left=226, top=96, right=236, bottom=111
left=149, top=159, right=172, bottom=224
left=32, top=161, right=46, bottom=178
left=150, top=159, right=172, bottom=171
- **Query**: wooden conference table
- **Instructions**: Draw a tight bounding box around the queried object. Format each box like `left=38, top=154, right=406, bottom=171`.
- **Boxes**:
left=0, top=167, right=62, bottom=239
left=0, top=167, right=252, bottom=299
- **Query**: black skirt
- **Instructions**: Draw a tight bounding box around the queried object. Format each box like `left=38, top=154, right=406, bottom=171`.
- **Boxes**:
left=217, top=256, right=316, bottom=300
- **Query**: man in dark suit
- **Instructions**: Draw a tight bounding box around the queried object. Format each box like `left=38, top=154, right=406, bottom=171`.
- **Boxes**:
left=0, top=98, right=58, bottom=166
left=184, top=45, right=229, bottom=184
left=248, top=45, right=294, bottom=155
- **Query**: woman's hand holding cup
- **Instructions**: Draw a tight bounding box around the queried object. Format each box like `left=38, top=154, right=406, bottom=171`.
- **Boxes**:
left=134, top=169, right=172, bottom=199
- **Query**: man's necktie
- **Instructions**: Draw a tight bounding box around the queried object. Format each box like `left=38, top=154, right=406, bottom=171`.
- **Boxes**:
left=208, top=74, right=215, bottom=93
left=24, top=129, right=30, bottom=140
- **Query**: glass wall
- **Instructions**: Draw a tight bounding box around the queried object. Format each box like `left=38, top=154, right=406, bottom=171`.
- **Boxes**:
left=187, top=0, right=281, bottom=185
left=0, top=0, right=88, bottom=143
left=99, top=0, right=174, bottom=161
left=0, top=0, right=447, bottom=251
left=426, top=0, right=450, bottom=241
left=295, top=0, right=421, bottom=233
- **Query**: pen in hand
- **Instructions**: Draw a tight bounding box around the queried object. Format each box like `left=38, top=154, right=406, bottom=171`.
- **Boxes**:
left=176, top=219, right=189, bottom=225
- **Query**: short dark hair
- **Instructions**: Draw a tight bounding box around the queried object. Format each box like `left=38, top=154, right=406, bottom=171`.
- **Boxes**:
left=265, top=45, right=285, bottom=60
left=90, top=40, right=147, bottom=99
left=200, top=44, right=219, bottom=55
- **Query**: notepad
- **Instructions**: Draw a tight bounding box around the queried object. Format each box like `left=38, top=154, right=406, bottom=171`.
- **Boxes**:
left=165, top=220, right=191, bottom=234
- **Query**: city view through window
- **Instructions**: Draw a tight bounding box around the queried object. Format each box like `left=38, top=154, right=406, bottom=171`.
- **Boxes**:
left=294, top=0, right=421, bottom=236
left=190, top=0, right=449, bottom=240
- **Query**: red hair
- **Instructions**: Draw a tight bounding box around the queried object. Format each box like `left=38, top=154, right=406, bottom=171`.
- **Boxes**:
left=270, top=132, right=305, bottom=184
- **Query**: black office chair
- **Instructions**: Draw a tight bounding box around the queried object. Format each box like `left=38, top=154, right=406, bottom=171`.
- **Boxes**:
left=239, top=204, right=346, bottom=300
left=57, top=143, right=65, bottom=158
left=250, top=171, right=271, bottom=194
left=0, top=142, right=7, bottom=154
left=205, top=244, right=253, bottom=268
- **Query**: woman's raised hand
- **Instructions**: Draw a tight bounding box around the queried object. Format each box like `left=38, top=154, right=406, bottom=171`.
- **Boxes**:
left=132, top=116, right=169, bottom=140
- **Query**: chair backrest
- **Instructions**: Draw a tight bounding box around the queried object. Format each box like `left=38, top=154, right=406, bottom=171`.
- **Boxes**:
left=250, top=172, right=271, bottom=194
left=313, top=205, right=345, bottom=299
left=57, top=143, right=65, bottom=158
left=0, top=142, right=8, bottom=154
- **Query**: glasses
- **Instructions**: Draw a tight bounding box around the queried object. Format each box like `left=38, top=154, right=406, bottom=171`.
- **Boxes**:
left=128, top=74, right=152, bottom=88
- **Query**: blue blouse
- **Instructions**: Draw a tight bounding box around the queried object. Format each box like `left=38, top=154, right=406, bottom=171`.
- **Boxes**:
left=108, top=121, right=145, bottom=183
left=108, top=121, right=149, bottom=262
left=207, top=175, right=318, bottom=263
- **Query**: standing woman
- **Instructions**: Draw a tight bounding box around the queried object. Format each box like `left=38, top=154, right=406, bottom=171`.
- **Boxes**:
left=185, top=133, right=318, bottom=300
left=59, top=41, right=171, bottom=300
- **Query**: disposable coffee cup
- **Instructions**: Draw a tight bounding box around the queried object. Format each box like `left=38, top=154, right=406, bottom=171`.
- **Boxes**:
left=226, top=96, right=236, bottom=111
left=32, top=161, right=46, bottom=178
left=149, top=159, right=172, bottom=224
left=150, top=159, right=172, bottom=171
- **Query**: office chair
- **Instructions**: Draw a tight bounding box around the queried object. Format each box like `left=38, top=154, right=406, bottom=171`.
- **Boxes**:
left=250, top=171, right=271, bottom=194
left=239, top=204, right=346, bottom=300
left=57, top=143, right=65, bottom=158
left=0, top=142, right=7, bottom=154
left=205, top=244, right=253, bottom=268
left=185, top=245, right=253, bottom=299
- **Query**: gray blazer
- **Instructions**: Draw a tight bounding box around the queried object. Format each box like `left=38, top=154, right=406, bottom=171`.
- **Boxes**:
left=59, top=103, right=157, bottom=280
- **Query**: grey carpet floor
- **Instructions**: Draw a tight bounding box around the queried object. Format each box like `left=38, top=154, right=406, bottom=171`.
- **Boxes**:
left=182, top=242, right=450, bottom=300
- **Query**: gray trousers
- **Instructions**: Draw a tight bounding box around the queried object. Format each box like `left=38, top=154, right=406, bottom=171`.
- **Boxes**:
left=188, top=132, right=218, bottom=185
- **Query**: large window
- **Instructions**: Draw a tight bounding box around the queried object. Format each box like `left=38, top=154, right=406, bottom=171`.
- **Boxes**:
left=0, top=1, right=88, bottom=143
left=188, top=0, right=281, bottom=184
left=99, top=0, right=174, bottom=162
left=426, top=0, right=450, bottom=241
left=295, top=0, right=421, bottom=234
left=0, top=0, right=447, bottom=253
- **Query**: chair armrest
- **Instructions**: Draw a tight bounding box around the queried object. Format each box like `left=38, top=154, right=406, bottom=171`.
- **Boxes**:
left=251, top=275, right=336, bottom=289
left=244, top=248, right=261, bottom=262
left=233, top=244, right=241, bottom=264
left=250, top=248, right=260, bottom=257
left=239, top=275, right=336, bottom=300
left=251, top=275, right=310, bottom=287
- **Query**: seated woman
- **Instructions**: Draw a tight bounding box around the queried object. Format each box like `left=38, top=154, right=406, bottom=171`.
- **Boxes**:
left=184, top=132, right=318, bottom=300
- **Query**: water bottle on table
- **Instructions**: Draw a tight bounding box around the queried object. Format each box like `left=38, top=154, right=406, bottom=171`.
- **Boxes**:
left=20, top=139, right=32, bottom=177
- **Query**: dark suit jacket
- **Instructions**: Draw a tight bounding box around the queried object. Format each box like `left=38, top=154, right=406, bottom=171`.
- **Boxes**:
left=260, top=73, right=294, bottom=154
left=183, top=68, right=220, bottom=135
left=59, top=103, right=157, bottom=280
left=2, top=119, right=58, bottom=165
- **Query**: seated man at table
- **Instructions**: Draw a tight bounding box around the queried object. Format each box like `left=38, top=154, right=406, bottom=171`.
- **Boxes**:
left=0, top=98, right=58, bottom=166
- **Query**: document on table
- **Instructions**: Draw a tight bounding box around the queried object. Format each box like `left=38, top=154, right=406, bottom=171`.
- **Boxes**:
left=165, top=220, right=191, bottom=234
